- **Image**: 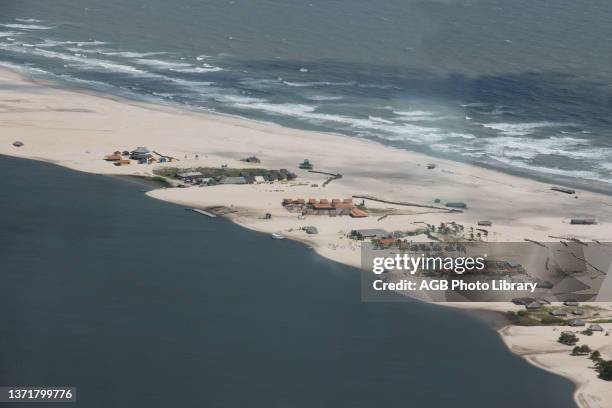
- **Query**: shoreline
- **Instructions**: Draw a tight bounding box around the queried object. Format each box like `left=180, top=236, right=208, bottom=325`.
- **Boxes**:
left=1, top=65, right=611, bottom=407
left=5, top=62, right=611, bottom=197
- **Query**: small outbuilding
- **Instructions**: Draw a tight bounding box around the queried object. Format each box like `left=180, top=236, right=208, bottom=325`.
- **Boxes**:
left=105, top=154, right=122, bottom=161
left=351, top=229, right=389, bottom=240
left=570, top=218, right=597, bottom=225
left=241, top=156, right=261, bottom=163
left=568, top=319, right=586, bottom=327
left=525, top=301, right=541, bottom=310
left=445, top=202, right=467, bottom=209
left=549, top=309, right=567, bottom=317
left=588, top=324, right=604, bottom=332
left=477, top=220, right=492, bottom=226
left=299, top=159, right=313, bottom=170
left=221, top=176, right=247, bottom=185
left=564, top=300, right=579, bottom=307
left=177, top=172, right=204, bottom=183
left=130, top=146, right=151, bottom=160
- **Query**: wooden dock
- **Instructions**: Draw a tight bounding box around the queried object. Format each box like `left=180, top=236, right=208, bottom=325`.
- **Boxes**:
left=192, top=208, right=217, bottom=218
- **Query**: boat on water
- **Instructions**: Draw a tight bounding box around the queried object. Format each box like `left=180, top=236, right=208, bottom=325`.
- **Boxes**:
left=271, top=232, right=285, bottom=240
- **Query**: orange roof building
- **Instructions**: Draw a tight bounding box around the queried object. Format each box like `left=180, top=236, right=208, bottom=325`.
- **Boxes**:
left=333, top=202, right=355, bottom=209
left=312, top=202, right=333, bottom=210
left=378, top=237, right=399, bottom=246
left=350, top=208, right=368, bottom=218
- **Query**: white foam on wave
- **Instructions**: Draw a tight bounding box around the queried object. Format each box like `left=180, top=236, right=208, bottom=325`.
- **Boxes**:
left=100, top=50, right=167, bottom=58
left=0, top=60, right=49, bottom=76
left=171, top=66, right=223, bottom=73
left=393, top=110, right=436, bottom=116
left=132, top=58, right=223, bottom=74
left=598, top=162, right=612, bottom=171
left=282, top=80, right=354, bottom=88
left=0, top=23, right=54, bottom=30
left=0, top=43, right=155, bottom=76
left=460, top=102, right=488, bottom=108
left=0, top=31, right=19, bottom=38
left=392, top=110, right=448, bottom=122
left=480, top=121, right=569, bottom=136
left=306, top=95, right=344, bottom=101
left=448, top=132, right=476, bottom=139
left=481, top=135, right=609, bottom=161
left=493, top=156, right=608, bottom=183
left=26, top=39, right=107, bottom=48
left=134, top=58, right=192, bottom=69
left=368, top=116, right=394, bottom=124
left=16, top=18, right=41, bottom=23
left=358, top=83, right=395, bottom=89
left=225, top=98, right=443, bottom=144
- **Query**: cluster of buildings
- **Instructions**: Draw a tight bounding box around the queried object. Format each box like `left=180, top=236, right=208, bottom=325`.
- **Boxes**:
left=104, top=147, right=176, bottom=166
left=177, top=168, right=297, bottom=185
left=282, top=198, right=368, bottom=218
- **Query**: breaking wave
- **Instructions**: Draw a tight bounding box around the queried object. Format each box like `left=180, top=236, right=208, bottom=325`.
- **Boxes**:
left=0, top=23, right=54, bottom=30
left=480, top=121, right=570, bottom=136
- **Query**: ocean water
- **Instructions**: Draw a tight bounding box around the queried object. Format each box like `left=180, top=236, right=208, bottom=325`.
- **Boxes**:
left=0, top=154, right=577, bottom=407
left=0, top=0, right=611, bottom=192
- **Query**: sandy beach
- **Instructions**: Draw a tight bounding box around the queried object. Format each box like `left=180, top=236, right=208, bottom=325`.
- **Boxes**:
left=500, top=323, right=612, bottom=408
left=1, top=66, right=611, bottom=406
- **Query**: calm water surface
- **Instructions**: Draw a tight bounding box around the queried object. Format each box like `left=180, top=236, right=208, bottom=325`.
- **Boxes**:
left=0, top=155, right=577, bottom=407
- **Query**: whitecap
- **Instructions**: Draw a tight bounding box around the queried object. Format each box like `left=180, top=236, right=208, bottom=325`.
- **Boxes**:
left=305, top=95, right=343, bottom=101
left=170, top=66, right=223, bottom=73
left=23, top=47, right=153, bottom=76
left=30, top=39, right=107, bottom=48
left=134, top=58, right=192, bottom=69
left=480, top=121, right=569, bottom=136
left=460, top=102, right=488, bottom=108
left=357, top=83, right=396, bottom=89
left=393, top=110, right=436, bottom=117
left=480, top=136, right=606, bottom=161
left=101, top=50, right=168, bottom=58
left=15, top=18, right=41, bottom=23
left=393, top=110, right=446, bottom=122
left=492, top=156, right=608, bottom=183
left=282, top=80, right=354, bottom=87
left=368, top=116, right=394, bottom=124
left=0, top=23, right=54, bottom=30
left=225, top=98, right=441, bottom=144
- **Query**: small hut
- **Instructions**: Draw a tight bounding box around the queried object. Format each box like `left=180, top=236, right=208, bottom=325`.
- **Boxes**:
left=241, top=156, right=261, bottom=163
left=549, top=309, right=567, bottom=317
left=130, top=146, right=151, bottom=160
left=299, top=159, right=313, bottom=170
